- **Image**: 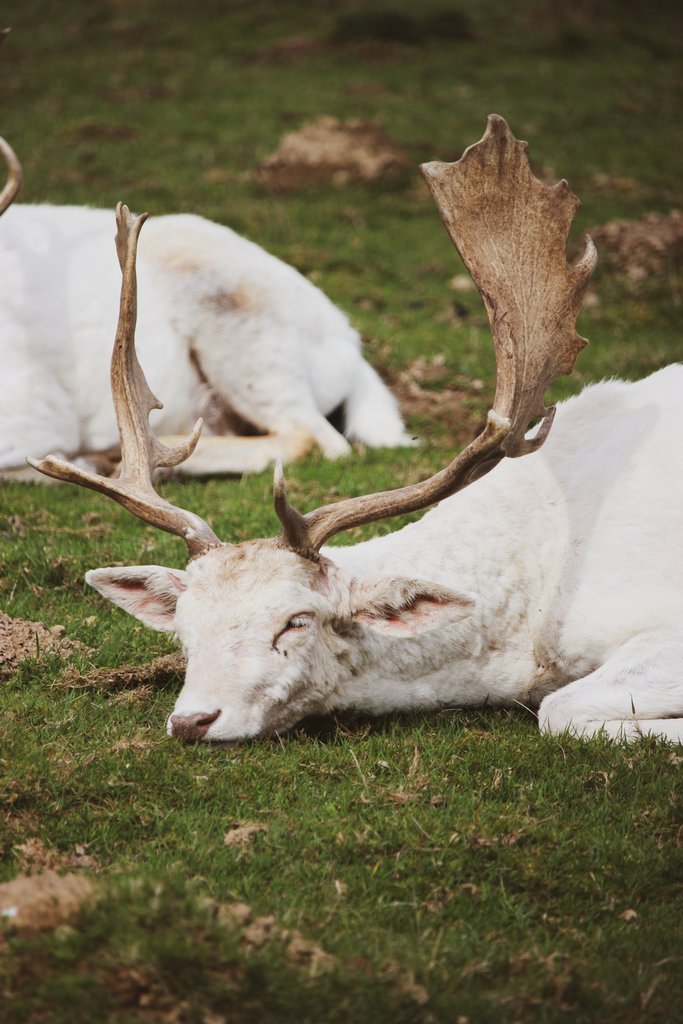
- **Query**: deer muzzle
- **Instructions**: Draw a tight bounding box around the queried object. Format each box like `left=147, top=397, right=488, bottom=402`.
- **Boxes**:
left=168, top=709, right=221, bottom=741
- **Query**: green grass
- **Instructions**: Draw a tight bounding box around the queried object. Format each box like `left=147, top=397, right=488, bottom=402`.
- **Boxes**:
left=1, top=1, right=682, bottom=1021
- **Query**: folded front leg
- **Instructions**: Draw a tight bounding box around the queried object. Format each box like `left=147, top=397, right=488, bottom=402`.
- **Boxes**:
left=157, top=429, right=315, bottom=476
left=538, top=631, right=683, bottom=743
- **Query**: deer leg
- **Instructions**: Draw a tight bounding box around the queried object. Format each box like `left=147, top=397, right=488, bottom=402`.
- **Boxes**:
left=288, top=408, right=352, bottom=459
left=538, top=632, right=683, bottom=743
left=156, top=429, right=315, bottom=477
left=223, top=378, right=352, bottom=458
left=190, top=338, right=352, bottom=460
left=343, top=358, right=415, bottom=448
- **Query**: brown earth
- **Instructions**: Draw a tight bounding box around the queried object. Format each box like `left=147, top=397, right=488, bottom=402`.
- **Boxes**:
left=0, top=611, right=82, bottom=679
left=14, top=837, right=99, bottom=874
left=0, top=870, right=96, bottom=936
left=259, top=115, right=409, bottom=190
left=386, top=355, right=487, bottom=445
left=590, top=209, right=683, bottom=283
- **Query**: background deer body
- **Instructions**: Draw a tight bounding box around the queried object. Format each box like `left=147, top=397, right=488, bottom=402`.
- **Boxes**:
left=0, top=204, right=411, bottom=477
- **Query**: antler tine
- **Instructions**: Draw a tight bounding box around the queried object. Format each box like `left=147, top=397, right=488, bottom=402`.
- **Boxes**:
left=0, top=136, right=22, bottom=215
left=28, top=203, right=222, bottom=558
left=0, top=30, right=22, bottom=215
left=276, top=115, right=596, bottom=554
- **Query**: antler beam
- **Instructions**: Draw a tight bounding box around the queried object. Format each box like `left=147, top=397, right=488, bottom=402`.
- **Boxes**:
left=29, top=204, right=222, bottom=557
left=276, top=114, right=597, bottom=554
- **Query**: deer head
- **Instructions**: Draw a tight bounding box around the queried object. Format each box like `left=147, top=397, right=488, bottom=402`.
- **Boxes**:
left=31, top=116, right=596, bottom=742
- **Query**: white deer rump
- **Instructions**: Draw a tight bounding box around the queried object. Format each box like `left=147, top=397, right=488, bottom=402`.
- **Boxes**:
left=0, top=204, right=412, bottom=476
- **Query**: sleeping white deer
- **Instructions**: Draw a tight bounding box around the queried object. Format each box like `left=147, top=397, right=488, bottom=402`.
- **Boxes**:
left=0, top=169, right=411, bottom=481
left=32, top=116, right=683, bottom=744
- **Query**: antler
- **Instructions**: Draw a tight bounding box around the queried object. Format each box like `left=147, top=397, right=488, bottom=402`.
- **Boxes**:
left=28, top=203, right=222, bottom=557
left=276, top=114, right=597, bottom=554
left=0, top=29, right=22, bottom=215
left=0, top=136, right=21, bottom=215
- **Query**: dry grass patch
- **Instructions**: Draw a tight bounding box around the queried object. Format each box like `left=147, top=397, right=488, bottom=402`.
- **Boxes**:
left=57, top=653, right=184, bottom=692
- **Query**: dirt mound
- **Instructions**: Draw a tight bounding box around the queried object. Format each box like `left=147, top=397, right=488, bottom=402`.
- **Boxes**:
left=388, top=356, right=487, bottom=445
left=260, top=116, right=409, bottom=190
left=14, top=837, right=99, bottom=874
left=0, top=611, right=82, bottom=679
left=210, top=899, right=334, bottom=974
left=590, top=209, right=683, bottom=283
left=0, top=870, right=95, bottom=936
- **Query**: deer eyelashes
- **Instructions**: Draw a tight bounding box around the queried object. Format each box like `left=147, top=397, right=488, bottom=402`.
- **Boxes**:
left=272, top=614, right=315, bottom=652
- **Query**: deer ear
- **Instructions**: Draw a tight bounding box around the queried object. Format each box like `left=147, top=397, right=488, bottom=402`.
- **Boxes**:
left=85, top=566, right=187, bottom=632
left=350, top=576, right=473, bottom=639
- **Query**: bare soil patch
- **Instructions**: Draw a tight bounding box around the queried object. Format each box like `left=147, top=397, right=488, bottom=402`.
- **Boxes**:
left=590, top=209, right=683, bottom=282
left=387, top=356, right=487, bottom=444
left=0, top=871, right=95, bottom=936
left=0, top=612, right=82, bottom=679
left=14, top=837, right=99, bottom=874
left=223, top=822, right=269, bottom=849
left=259, top=115, right=409, bottom=190
left=212, top=899, right=334, bottom=974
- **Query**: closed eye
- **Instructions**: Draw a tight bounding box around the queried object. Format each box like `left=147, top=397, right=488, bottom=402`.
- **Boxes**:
left=273, top=613, right=313, bottom=649
left=286, top=615, right=312, bottom=630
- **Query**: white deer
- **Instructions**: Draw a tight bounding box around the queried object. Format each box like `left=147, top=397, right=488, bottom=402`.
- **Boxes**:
left=32, top=116, right=683, bottom=745
left=0, top=171, right=411, bottom=481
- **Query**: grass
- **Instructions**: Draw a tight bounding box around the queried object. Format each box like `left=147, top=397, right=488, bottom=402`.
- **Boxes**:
left=1, top=1, right=682, bottom=1021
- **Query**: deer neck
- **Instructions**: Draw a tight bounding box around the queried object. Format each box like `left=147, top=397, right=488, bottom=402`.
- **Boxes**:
left=322, top=478, right=546, bottom=714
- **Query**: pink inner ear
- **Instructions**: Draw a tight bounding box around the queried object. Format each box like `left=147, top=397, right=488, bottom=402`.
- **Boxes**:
left=107, top=572, right=184, bottom=621
left=137, top=591, right=176, bottom=615
left=114, top=577, right=182, bottom=611
left=355, top=594, right=466, bottom=636
left=168, top=572, right=186, bottom=592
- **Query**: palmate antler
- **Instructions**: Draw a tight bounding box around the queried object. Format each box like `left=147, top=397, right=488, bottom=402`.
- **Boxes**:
left=275, top=115, right=597, bottom=554
left=28, top=204, right=221, bottom=557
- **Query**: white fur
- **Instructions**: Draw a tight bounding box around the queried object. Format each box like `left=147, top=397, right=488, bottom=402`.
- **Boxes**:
left=0, top=205, right=412, bottom=475
left=87, top=365, right=683, bottom=744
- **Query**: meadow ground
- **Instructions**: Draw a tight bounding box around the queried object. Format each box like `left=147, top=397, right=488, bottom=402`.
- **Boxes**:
left=1, top=1, right=682, bottom=1020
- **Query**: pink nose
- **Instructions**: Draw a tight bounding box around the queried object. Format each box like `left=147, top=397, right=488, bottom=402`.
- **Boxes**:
left=169, top=709, right=221, bottom=741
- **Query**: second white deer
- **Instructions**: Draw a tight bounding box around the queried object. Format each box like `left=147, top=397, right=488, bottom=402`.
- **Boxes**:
left=0, top=189, right=411, bottom=478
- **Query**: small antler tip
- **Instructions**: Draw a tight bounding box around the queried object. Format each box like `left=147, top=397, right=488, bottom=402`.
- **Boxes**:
left=485, top=113, right=511, bottom=136
left=575, top=234, right=599, bottom=277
